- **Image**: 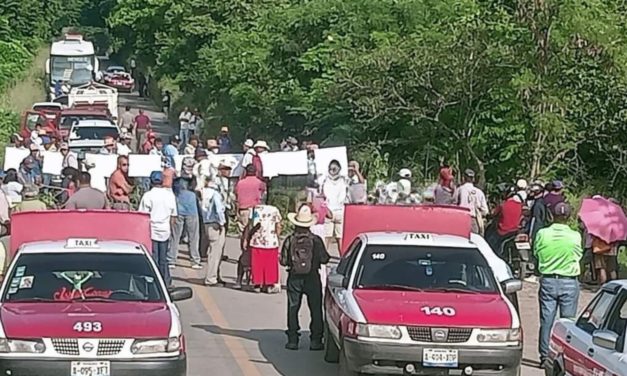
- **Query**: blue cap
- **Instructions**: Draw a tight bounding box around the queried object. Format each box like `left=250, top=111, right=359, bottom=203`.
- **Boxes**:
left=0, top=170, right=6, bottom=178
left=150, top=171, right=163, bottom=184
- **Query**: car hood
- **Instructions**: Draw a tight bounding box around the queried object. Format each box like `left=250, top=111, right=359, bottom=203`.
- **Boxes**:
left=0, top=302, right=171, bottom=338
left=353, top=290, right=512, bottom=328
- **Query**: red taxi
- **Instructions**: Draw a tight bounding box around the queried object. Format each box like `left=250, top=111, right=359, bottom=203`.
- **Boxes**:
left=324, top=205, right=523, bottom=375
left=102, top=66, right=134, bottom=92
left=0, top=211, right=191, bottom=376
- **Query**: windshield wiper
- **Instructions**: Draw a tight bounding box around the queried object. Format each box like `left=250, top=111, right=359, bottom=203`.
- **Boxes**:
left=424, top=287, right=482, bottom=294
left=358, top=284, right=426, bottom=292
left=10, top=297, right=58, bottom=303
left=69, top=297, right=116, bottom=303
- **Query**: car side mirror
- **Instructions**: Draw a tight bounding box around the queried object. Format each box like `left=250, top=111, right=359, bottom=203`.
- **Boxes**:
left=501, top=279, right=523, bottom=294
left=327, top=273, right=348, bottom=289
left=592, top=330, right=619, bottom=351
left=169, top=287, right=193, bottom=302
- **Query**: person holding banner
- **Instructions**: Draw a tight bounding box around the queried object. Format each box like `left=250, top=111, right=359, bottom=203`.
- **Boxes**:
left=117, top=133, right=133, bottom=156
left=321, top=160, right=349, bottom=250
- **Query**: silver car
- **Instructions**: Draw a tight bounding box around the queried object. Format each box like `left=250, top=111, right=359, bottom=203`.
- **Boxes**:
left=546, top=280, right=627, bottom=375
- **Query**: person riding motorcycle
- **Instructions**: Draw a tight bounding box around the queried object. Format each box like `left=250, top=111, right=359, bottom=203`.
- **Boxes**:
left=527, top=182, right=549, bottom=242
left=486, top=186, right=524, bottom=256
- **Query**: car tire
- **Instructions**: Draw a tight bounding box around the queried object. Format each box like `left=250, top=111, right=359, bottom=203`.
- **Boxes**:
left=338, top=343, right=361, bottom=376
left=324, top=324, right=340, bottom=363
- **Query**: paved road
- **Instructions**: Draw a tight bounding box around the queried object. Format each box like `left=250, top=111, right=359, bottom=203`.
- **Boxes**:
left=118, top=91, right=595, bottom=376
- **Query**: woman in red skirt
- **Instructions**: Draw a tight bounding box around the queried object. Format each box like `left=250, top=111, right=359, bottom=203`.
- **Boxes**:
left=247, top=204, right=282, bottom=293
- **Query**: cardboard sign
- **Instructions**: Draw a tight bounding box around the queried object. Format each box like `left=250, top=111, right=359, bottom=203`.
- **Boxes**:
left=84, top=153, right=118, bottom=177
left=42, top=151, right=63, bottom=175
left=3, top=147, right=30, bottom=171
left=259, top=150, right=308, bottom=177
left=128, top=154, right=161, bottom=177
left=314, top=146, right=348, bottom=177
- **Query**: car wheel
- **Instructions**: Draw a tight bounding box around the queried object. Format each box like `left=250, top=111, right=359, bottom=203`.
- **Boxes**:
left=338, top=343, right=360, bottom=376
left=324, top=324, right=339, bottom=363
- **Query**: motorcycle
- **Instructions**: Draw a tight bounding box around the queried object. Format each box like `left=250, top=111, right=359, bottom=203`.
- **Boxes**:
left=499, top=205, right=537, bottom=279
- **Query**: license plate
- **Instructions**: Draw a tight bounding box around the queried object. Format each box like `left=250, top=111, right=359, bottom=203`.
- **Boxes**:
left=515, top=242, right=531, bottom=250
left=422, top=348, right=458, bottom=367
left=70, top=361, right=110, bottom=376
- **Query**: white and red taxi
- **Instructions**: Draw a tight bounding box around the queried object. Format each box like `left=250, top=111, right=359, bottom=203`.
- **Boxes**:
left=102, top=66, right=134, bottom=92
left=0, top=211, right=191, bottom=376
left=324, top=205, right=523, bottom=376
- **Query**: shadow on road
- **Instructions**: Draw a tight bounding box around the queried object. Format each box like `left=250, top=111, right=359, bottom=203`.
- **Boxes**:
left=522, top=357, right=541, bottom=369
left=192, top=324, right=336, bottom=376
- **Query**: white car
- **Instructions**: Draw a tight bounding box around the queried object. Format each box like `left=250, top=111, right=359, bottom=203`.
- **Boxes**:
left=68, top=119, right=119, bottom=152
left=547, top=280, right=627, bottom=375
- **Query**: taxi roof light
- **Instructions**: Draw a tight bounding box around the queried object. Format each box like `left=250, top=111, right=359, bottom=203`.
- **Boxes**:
left=65, top=238, right=99, bottom=249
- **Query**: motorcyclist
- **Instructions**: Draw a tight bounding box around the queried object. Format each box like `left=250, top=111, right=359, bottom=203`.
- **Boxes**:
left=486, top=186, right=523, bottom=256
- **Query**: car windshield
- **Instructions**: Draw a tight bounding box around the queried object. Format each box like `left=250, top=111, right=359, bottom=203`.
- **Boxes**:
left=51, top=56, right=94, bottom=86
left=71, top=126, right=118, bottom=140
left=354, top=245, right=499, bottom=293
left=2, top=253, right=164, bottom=303
left=60, top=115, right=109, bottom=129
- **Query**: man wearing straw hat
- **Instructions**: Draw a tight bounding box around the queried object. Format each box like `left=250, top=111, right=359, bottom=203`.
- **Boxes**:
left=280, top=204, right=330, bottom=351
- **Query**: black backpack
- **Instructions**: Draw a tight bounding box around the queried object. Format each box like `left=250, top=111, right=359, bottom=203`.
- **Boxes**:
left=290, top=233, right=315, bottom=275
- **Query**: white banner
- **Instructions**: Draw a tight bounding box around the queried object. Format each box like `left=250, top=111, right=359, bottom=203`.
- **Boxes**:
left=128, top=154, right=162, bottom=177
left=259, top=150, right=308, bottom=177
left=3, top=147, right=30, bottom=171
left=42, top=151, right=63, bottom=175
left=84, top=153, right=118, bottom=178
left=314, top=146, right=348, bottom=176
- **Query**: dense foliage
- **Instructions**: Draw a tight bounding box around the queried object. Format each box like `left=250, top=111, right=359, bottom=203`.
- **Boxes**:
left=108, top=0, right=627, bottom=197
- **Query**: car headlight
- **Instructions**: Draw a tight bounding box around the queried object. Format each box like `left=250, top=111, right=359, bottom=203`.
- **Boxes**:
left=131, top=337, right=180, bottom=354
left=476, top=328, right=521, bottom=343
left=0, top=339, right=46, bottom=353
left=356, top=324, right=402, bottom=339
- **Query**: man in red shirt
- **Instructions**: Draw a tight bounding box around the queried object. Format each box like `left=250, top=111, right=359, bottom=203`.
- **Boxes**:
left=141, top=132, right=156, bottom=154
left=134, top=109, right=152, bottom=148
left=487, top=189, right=523, bottom=255
left=235, top=165, right=266, bottom=232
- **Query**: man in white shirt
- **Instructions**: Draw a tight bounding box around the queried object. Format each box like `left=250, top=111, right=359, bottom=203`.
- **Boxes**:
left=59, top=142, right=78, bottom=169
left=139, top=171, right=177, bottom=287
left=178, top=107, right=192, bottom=147
left=116, top=133, right=133, bottom=156
left=321, top=159, right=349, bottom=250
left=453, top=169, right=489, bottom=235
left=193, top=149, right=215, bottom=192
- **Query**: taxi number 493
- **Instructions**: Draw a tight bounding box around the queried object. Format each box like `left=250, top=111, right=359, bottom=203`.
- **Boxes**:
left=73, top=322, right=103, bottom=333
left=421, top=306, right=456, bottom=316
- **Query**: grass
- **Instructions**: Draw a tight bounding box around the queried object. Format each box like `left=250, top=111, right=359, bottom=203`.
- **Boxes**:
left=0, top=46, right=48, bottom=112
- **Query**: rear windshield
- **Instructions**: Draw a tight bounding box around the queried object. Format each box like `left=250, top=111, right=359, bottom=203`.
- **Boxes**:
left=71, top=126, right=118, bottom=140
left=60, top=115, right=110, bottom=129
left=2, top=253, right=164, bottom=303
left=354, top=245, right=499, bottom=293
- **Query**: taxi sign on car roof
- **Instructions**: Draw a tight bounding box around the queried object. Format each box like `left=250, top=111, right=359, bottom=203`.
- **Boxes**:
left=65, top=238, right=98, bottom=248
left=404, top=233, right=433, bottom=242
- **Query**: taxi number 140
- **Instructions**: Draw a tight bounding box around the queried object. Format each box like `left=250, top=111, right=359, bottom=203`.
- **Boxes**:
left=421, top=306, right=456, bottom=316
left=73, top=322, right=103, bottom=333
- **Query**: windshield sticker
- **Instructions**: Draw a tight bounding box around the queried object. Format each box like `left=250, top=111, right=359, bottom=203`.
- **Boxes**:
left=15, top=266, right=26, bottom=277
left=19, top=276, right=34, bottom=289
left=144, top=276, right=154, bottom=283
left=371, top=253, right=386, bottom=260
left=419, top=259, right=432, bottom=266
left=54, top=287, right=113, bottom=301
left=7, top=287, right=17, bottom=295
left=10, top=278, right=20, bottom=288
left=425, top=266, right=433, bottom=276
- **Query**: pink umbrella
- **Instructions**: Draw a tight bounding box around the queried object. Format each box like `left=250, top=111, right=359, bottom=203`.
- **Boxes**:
left=578, top=197, right=627, bottom=244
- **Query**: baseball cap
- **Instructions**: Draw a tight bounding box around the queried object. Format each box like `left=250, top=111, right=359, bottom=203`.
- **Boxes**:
left=552, top=180, right=564, bottom=190
left=464, top=168, right=475, bottom=178
left=244, top=139, right=254, bottom=148
left=552, top=202, right=571, bottom=218
left=29, top=143, right=39, bottom=151
left=170, top=135, right=181, bottom=143
left=150, top=171, right=163, bottom=184
left=221, top=126, right=229, bottom=133
left=59, top=142, right=69, bottom=150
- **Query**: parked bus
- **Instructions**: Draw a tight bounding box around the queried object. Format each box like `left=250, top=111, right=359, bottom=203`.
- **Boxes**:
left=45, top=33, right=99, bottom=100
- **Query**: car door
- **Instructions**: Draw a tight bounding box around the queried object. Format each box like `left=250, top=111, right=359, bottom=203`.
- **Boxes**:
left=565, top=291, right=616, bottom=375
left=325, top=238, right=362, bottom=342
left=591, top=290, right=627, bottom=375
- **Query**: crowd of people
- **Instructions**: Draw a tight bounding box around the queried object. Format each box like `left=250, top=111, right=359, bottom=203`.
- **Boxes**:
left=2, top=99, right=625, bottom=362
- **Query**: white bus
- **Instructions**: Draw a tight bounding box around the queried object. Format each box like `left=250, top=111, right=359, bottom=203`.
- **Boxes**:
left=46, top=34, right=99, bottom=99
